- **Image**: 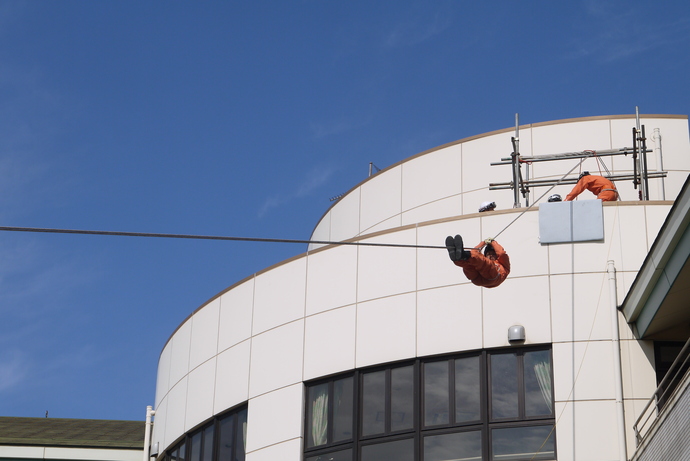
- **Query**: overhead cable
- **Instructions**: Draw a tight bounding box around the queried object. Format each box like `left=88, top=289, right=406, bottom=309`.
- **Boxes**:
left=0, top=226, right=446, bottom=250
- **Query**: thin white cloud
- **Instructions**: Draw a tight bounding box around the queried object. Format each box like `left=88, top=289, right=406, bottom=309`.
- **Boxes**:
left=310, top=113, right=376, bottom=140
left=0, top=349, right=29, bottom=392
left=569, top=6, right=690, bottom=63
left=382, top=10, right=454, bottom=49
left=310, top=119, right=356, bottom=139
left=45, top=345, right=104, bottom=373
left=258, top=165, right=337, bottom=217
left=295, top=166, right=336, bottom=197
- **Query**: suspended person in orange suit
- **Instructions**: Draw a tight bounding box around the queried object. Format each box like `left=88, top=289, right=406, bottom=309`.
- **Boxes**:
left=445, top=235, right=510, bottom=288
left=565, top=171, right=618, bottom=201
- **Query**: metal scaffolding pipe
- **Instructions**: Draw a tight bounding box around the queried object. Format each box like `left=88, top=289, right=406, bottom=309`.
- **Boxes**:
left=511, top=113, right=522, bottom=208
left=492, top=147, right=650, bottom=165
left=489, top=171, right=667, bottom=190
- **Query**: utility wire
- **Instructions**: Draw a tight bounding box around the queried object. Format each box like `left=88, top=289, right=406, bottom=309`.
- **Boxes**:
left=2, top=159, right=592, bottom=250
left=0, top=226, right=446, bottom=250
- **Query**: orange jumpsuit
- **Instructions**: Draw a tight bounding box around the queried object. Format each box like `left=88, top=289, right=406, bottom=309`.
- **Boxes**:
left=565, top=175, right=618, bottom=201
left=453, top=240, right=511, bottom=288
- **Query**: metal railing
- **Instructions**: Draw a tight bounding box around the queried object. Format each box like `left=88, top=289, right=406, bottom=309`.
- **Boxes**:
left=633, top=336, right=690, bottom=445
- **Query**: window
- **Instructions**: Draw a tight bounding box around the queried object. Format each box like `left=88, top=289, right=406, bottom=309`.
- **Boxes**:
left=304, top=347, right=554, bottom=461
left=164, top=405, right=247, bottom=461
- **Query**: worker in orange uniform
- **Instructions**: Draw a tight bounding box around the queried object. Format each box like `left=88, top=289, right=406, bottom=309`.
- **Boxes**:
left=565, top=171, right=618, bottom=201
left=445, top=234, right=510, bottom=288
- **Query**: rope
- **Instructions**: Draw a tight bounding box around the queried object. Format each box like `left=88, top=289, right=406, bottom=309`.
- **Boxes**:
left=492, top=157, right=588, bottom=240
left=0, top=225, right=447, bottom=250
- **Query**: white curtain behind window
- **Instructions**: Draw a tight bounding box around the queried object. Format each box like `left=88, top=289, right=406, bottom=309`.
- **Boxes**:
left=534, top=361, right=553, bottom=412
left=311, top=390, right=329, bottom=446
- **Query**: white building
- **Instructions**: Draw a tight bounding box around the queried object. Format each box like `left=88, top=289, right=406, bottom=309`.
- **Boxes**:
left=149, top=114, right=690, bottom=461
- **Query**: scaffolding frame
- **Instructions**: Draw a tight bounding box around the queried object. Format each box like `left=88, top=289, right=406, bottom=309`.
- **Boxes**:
left=491, top=112, right=664, bottom=207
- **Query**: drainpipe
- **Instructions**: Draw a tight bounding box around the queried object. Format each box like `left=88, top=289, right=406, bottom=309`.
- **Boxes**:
left=653, top=128, right=665, bottom=200
left=608, top=261, right=628, bottom=461
left=143, top=405, right=156, bottom=461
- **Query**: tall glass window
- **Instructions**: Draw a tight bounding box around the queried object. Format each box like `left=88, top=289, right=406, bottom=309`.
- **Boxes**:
left=304, top=347, right=555, bottom=461
left=306, top=374, right=356, bottom=451
left=163, top=404, right=247, bottom=461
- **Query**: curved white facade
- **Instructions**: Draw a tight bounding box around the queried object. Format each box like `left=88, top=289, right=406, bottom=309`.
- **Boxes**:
left=152, top=115, right=690, bottom=461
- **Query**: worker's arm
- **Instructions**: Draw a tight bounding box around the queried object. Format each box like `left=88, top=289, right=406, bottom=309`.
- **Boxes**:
left=491, top=240, right=511, bottom=274
left=565, top=180, right=585, bottom=201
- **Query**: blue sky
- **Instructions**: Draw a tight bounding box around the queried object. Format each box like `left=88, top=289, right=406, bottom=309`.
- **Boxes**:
left=0, top=1, right=689, bottom=421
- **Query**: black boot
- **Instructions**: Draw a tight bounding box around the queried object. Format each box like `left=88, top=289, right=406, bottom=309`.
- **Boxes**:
left=454, top=234, right=470, bottom=260
left=445, top=236, right=459, bottom=261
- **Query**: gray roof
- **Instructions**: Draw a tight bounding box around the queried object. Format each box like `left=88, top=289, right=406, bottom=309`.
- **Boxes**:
left=0, top=417, right=144, bottom=449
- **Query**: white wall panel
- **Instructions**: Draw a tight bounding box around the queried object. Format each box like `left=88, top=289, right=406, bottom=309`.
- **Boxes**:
left=623, top=398, right=651, bottom=456
left=569, top=239, right=610, bottom=274
left=305, top=245, right=357, bottom=316
left=483, top=276, right=551, bottom=348
left=252, top=258, right=306, bottom=335
left=360, top=214, right=402, bottom=236
left=526, top=122, right=593, bottom=182
left=303, top=305, right=356, bottom=380
left=417, top=284, right=482, bottom=357
left=249, top=320, right=304, bottom=398
left=308, top=211, right=331, bottom=251
left=401, top=195, right=463, bottom=227
left=185, top=358, right=216, bottom=431
left=214, top=340, right=250, bottom=414
left=611, top=118, right=690, bottom=172
left=571, top=400, right=621, bottom=461
left=601, top=206, right=649, bottom=273
left=401, top=146, right=462, bottom=212
left=552, top=402, right=576, bottom=461
left=619, top=338, right=656, bottom=400
left=532, top=120, right=612, bottom=157
left=329, top=188, right=361, bottom=241
left=151, top=397, right=167, bottom=455
left=546, top=240, right=576, bottom=275
left=645, top=204, right=672, bottom=249
left=189, top=298, right=220, bottom=371
left=218, top=279, right=254, bottom=352
left=245, top=384, right=303, bottom=453
left=360, top=165, right=401, bottom=233
left=163, top=378, right=188, bottom=450
left=553, top=341, right=616, bottom=402
left=663, top=170, right=690, bottom=201
left=356, top=230, right=416, bottom=302
left=168, top=320, right=192, bottom=389
left=550, top=273, right=613, bottom=343
left=461, top=132, right=513, bottom=194
left=356, top=293, right=416, bottom=368
left=155, top=342, right=172, bottom=407
left=246, top=439, right=302, bottom=461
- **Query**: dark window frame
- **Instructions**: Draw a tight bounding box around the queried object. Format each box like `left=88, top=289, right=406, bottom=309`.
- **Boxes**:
left=304, top=346, right=555, bottom=461
left=163, top=403, right=248, bottom=461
